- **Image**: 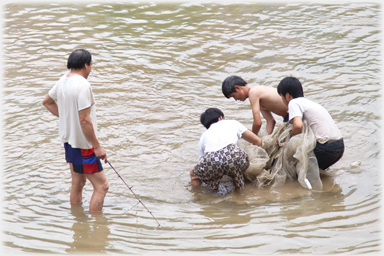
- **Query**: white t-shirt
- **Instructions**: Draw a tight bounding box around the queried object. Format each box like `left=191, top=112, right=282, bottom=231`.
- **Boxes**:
left=198, top=119, right=248, bottom=157
left=288, top=97, right=342, bottom=144
left=49, top=74, right=97, bottom=149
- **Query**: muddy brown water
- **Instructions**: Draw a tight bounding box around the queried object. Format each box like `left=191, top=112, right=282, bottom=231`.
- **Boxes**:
left=2, top=2, right=381, bottom=254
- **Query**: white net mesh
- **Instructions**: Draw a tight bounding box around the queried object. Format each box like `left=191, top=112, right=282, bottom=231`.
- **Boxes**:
left=240, top=121, right=323, bottom=190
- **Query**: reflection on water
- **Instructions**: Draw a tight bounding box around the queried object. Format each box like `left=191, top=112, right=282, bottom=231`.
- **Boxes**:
left=2, top=2, right=382, bottom=255
left=67, top=205, right=110, bottom=253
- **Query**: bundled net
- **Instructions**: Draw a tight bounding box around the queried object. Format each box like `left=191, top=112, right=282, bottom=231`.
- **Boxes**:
left=240, top=121, right=323, bottom=190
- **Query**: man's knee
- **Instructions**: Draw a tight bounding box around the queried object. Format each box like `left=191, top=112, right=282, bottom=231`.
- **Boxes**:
left=72, top=177, right=86, bottom=190
left=102, top=180, right=109, bottom=193
left=97, top=179, right=109, bottom=195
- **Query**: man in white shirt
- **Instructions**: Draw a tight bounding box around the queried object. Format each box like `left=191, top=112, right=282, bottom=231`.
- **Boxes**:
left=42, top=49, right=109, bottom=213
left=277, top=76, right=344, bottom=170
left=190, top=108, right=262, bottom=190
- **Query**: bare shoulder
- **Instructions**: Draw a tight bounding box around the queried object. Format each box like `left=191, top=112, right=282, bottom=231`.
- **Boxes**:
left=249, top=85, right=278, bottom=99
left=248, top=86, right=263, bottom=97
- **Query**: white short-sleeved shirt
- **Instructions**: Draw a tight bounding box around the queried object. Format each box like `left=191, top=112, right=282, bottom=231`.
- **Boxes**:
left=288, top=97, right=342, bottom=144
left=49, top=74, right=97, bottom=149
left=198, top=119, right=248, bottom=157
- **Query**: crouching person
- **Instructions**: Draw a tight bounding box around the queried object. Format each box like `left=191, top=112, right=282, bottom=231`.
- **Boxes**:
left=190, top=108, right=262, bottom=190
left=277, top=76, right=344, bottom=171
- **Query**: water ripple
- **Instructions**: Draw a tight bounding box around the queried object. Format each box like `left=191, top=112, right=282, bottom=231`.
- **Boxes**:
left=2, top=2, right=381, bottom=254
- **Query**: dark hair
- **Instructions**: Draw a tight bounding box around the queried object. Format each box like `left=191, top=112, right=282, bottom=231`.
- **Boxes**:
left=200, top=108, right=224, bottom=129
left=222, top=76, right=247, bottom=98
left=67, top=49, right=92, bottom=70
left=277, top=76, right=304, bottom=98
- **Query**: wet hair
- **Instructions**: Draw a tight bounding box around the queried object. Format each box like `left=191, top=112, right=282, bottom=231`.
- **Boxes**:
left=200, top=108, right=224, bottom=129
left=67, top=49, right=92, bottom=70
left=222, top=75, right=247, bottom=98
left=277, top=76, right=304, bottom=98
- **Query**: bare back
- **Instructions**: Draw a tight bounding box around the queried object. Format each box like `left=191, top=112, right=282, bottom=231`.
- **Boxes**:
left=248, top=86, right=288, bottom=117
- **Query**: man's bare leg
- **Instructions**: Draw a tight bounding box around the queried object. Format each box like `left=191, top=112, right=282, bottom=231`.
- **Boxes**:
left=70, top=163, right=86, bottom=205
left=190, top=168, right=202, bottom=186
left=85, top=171, right=109, bottom=213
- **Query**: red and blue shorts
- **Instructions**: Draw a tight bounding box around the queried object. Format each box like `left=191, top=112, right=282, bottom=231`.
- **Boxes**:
left=64, top=143, right=103, bottom=174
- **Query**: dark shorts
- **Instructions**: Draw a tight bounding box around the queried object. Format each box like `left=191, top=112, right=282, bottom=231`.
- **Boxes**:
left=64, top=143, right=103, bottom=174
left=314, top=138, right=344, bottom=170
left=193, top=144, right=249, bottom=190
left=283, top=113, right=289, bottom=123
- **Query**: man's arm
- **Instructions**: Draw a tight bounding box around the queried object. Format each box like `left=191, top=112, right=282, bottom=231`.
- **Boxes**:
left=260, top=109, right=276, bottom=135
left=242, top=130, right=262, bottom=147
left=42, top=94, right=59, bottom=117
left=79, top=107, right=107, bottom=163
left=291, top=116, right=303, bottom=137
left=249, top=91, right=262, bottom=135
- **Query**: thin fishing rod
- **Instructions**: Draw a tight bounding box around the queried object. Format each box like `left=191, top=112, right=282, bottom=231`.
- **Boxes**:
left=107, top=161, right=161, bottom=228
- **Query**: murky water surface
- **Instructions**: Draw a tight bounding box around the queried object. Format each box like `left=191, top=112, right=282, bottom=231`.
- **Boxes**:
left=2, top=2, right=382, bottom=254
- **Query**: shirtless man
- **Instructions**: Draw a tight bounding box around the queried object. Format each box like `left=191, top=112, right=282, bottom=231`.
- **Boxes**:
left=222, top=75, right=288, bottom=135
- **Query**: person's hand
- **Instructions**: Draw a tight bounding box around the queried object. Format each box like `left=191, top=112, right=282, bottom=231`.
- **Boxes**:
left=94, top=146, right=107, bottom=163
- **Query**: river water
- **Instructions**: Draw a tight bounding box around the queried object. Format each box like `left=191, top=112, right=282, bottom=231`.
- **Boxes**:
left=2, top=1, right=382, bottom=255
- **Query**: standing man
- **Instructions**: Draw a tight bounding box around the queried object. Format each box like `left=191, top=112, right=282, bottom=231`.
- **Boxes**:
left=43, top=49, right=109, bottom=213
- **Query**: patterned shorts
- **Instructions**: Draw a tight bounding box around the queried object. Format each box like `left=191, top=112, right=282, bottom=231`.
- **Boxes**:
left=64, top=143, right=103, bottom=174
left=193, top=144, right=249, bottom=190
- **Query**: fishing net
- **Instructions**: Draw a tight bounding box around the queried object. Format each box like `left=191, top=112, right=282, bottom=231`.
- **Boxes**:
left=240, top=120, right=323, bottom=190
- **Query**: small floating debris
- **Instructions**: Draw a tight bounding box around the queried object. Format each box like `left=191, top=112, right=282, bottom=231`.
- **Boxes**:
left=350, top=161, right=361, bottom=168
